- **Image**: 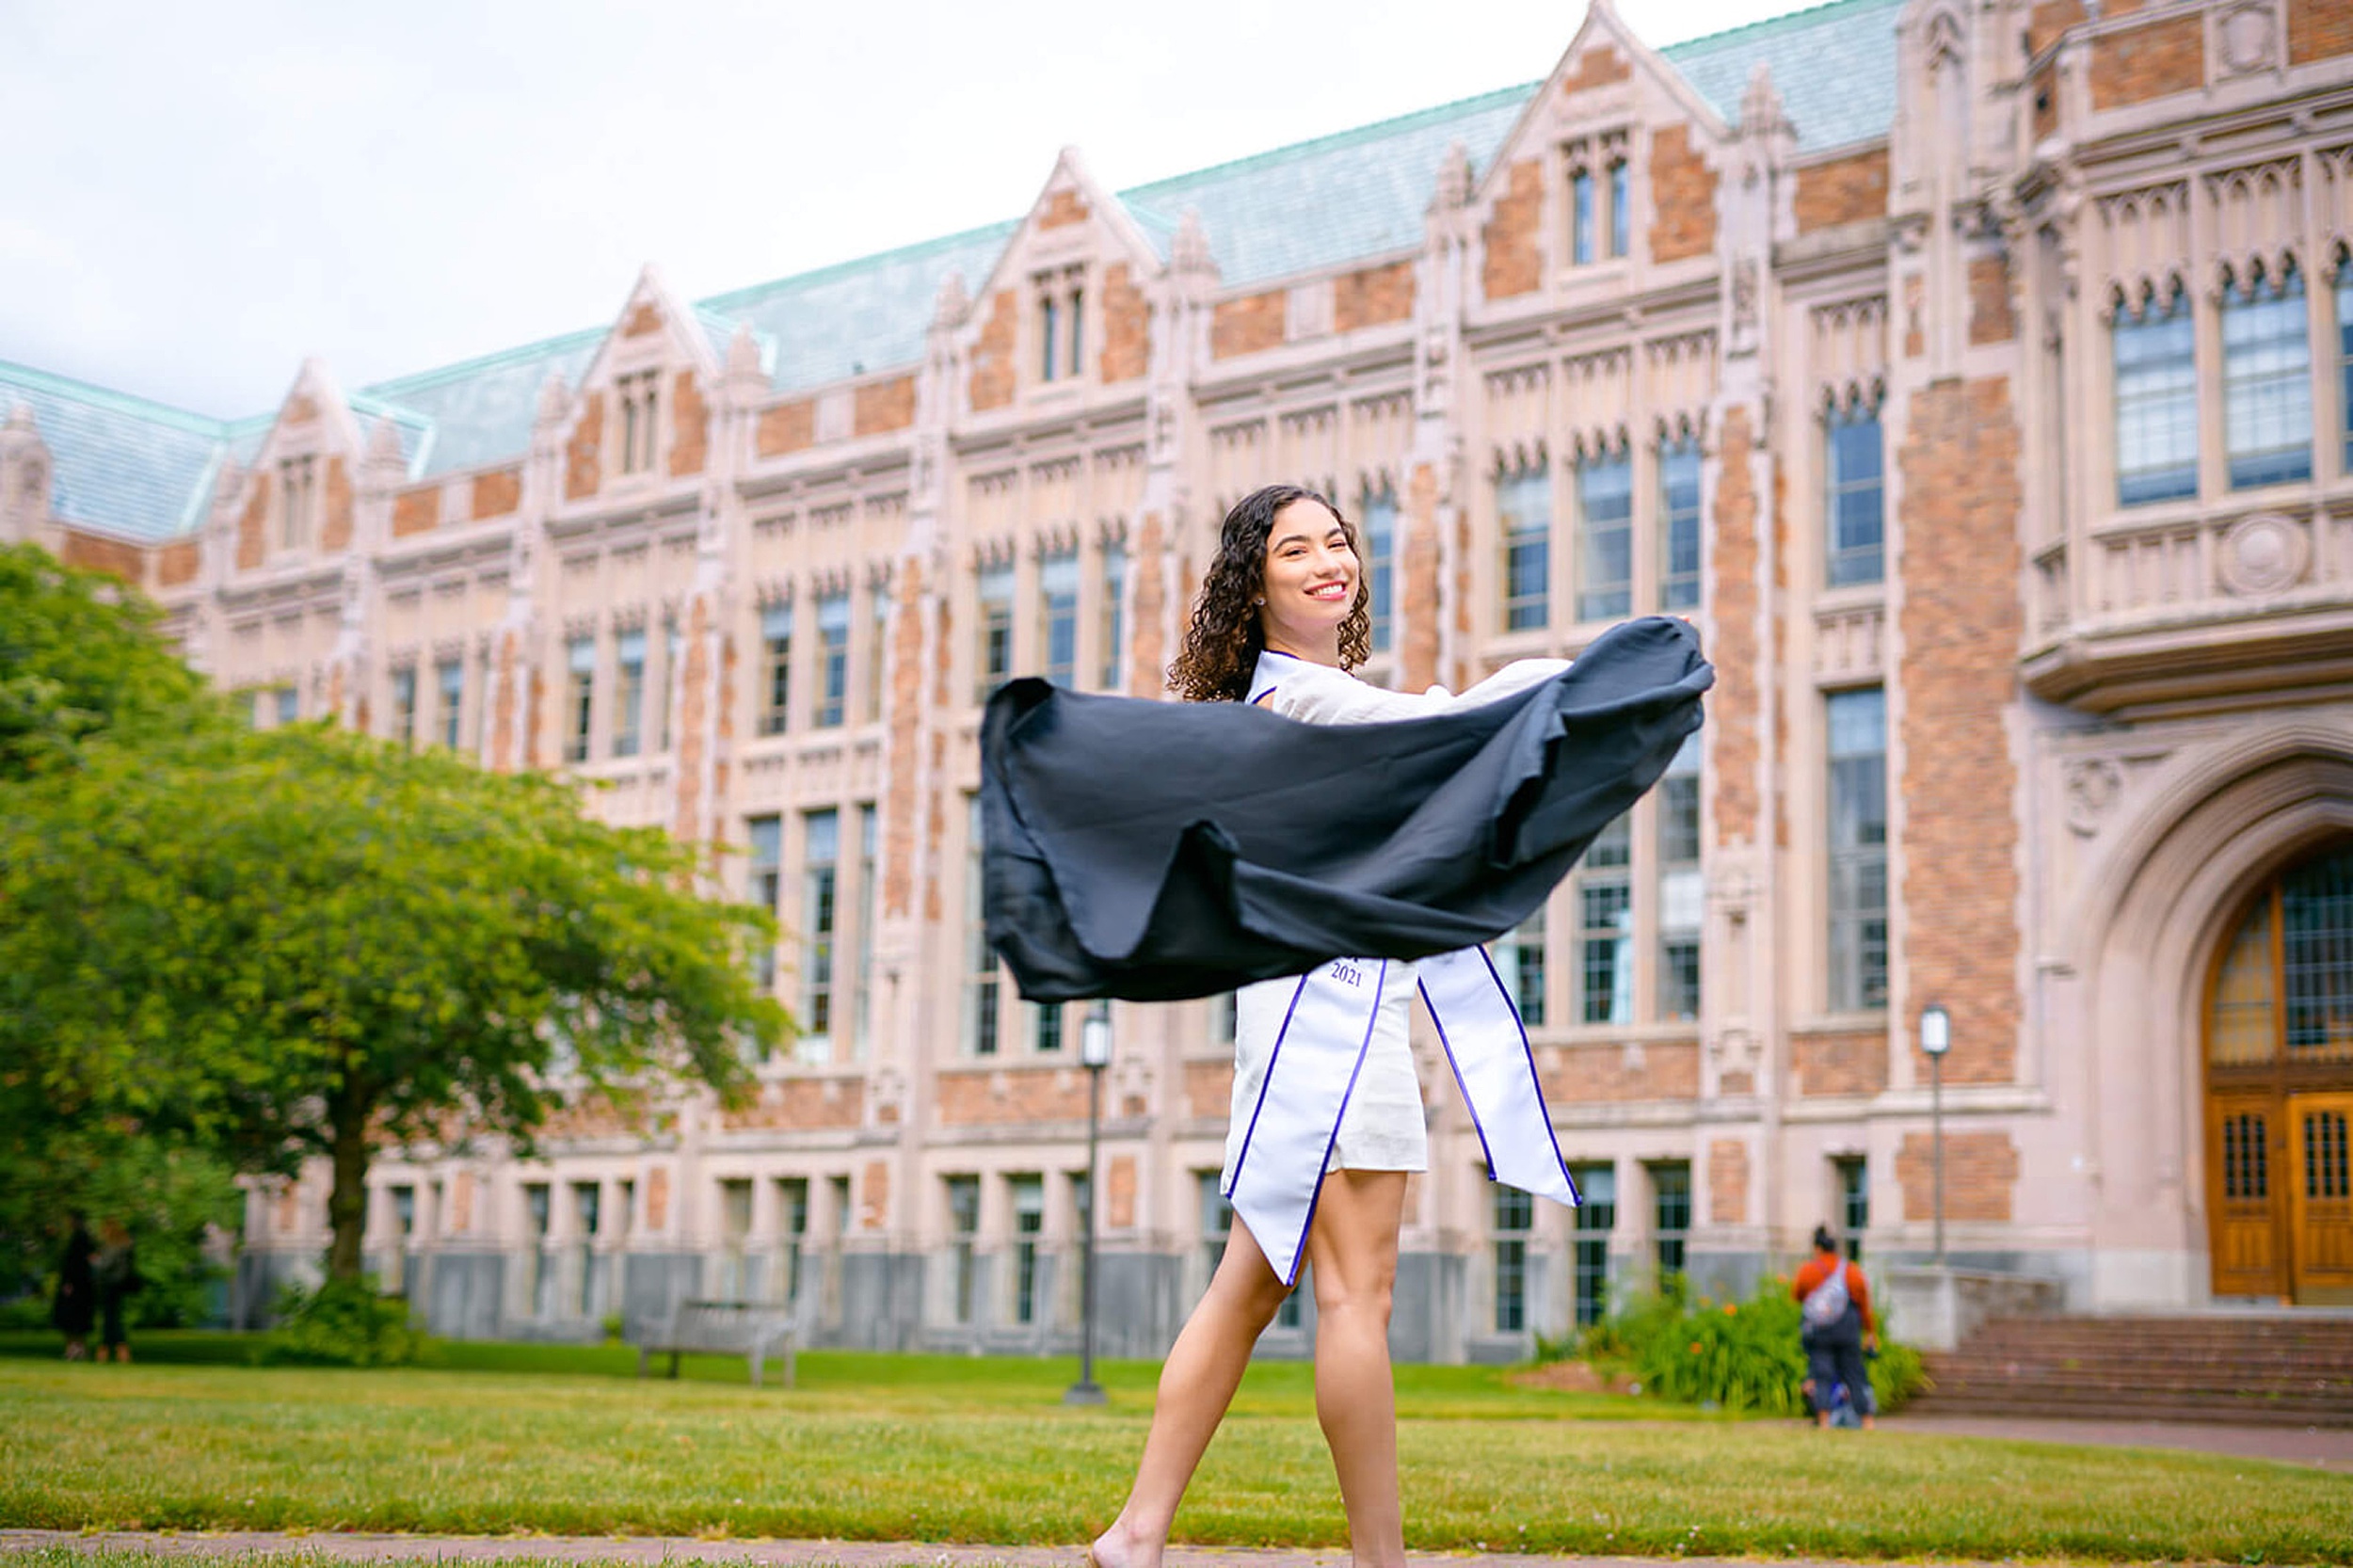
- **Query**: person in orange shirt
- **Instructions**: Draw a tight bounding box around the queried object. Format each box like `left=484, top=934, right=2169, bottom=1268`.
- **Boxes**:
left=1792, top=1225, right=1877, bottom=1429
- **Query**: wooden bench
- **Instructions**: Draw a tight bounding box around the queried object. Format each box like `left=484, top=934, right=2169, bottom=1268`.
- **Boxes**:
left=632, top=1299, right=797, bottom=1388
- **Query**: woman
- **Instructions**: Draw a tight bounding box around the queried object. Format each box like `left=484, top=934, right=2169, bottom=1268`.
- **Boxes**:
left=50, top=1212, right=97, bottom=1362
left=1089, top=484, right=1581, bottom=1568
left=92, top=1217, right=142, bottom=1364
left=1793, top=1224, right=1876, bottom=1430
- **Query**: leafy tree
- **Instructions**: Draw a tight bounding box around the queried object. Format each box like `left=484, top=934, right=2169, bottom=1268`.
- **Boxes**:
left=0, top=540, right=218, bottom=781
left=0, top=720, right=787, bottom=1282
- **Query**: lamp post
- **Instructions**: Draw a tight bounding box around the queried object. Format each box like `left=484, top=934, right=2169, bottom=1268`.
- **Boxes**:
left=1918, top=1002, right=1951, bottom=1266
left=1065, top=1000, right=1111, bottom=1406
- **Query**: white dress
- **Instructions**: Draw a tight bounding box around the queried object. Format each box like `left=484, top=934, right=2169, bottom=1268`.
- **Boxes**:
left=1222, top=649, right=1572, bottom=1179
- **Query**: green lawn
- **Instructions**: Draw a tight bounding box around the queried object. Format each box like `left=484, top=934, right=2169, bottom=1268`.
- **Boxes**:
left=2, top=1334, right=2345, bottom=1562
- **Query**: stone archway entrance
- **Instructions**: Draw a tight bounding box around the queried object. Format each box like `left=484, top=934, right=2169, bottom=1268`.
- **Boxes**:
left=2204, top=841, right=2353, bottom=1304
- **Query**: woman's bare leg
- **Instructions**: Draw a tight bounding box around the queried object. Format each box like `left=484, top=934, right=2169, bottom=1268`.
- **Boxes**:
left=1092, top=1219, right=1292, bottom=1568
left=1304, top=1171, right=1409, bottom=1568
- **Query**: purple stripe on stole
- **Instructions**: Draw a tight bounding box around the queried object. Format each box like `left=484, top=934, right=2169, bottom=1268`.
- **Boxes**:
left=1284, top=958, right=1386, bottom=1285
left=1224, top=971, right=1314, bottom=1200
left=1472, top=943, right=1581, bottom=1207
left=1420, top=976, right=1499, bottom=1182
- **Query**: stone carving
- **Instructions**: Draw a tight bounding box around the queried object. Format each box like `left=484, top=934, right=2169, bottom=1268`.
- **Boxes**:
left=2216, top=512, right=2308, bottom=597
left=2064, top=757, right=2123, bottom=838
left=2217, top=1, right=2281, bottom=78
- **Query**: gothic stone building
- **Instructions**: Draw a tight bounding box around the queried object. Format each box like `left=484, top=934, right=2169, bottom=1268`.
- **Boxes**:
left=6, top=0, right=2353, bottom=1358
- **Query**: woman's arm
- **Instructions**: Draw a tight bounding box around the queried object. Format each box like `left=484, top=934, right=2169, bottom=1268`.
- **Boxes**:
left=1270, top=658, right=1570, bottom=727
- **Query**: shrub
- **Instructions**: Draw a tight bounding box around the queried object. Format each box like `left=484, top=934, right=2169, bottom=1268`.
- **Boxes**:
left=1594, top=1273, right=1928, bottom=1416
left=259, top=1277, right=424, bottom=1368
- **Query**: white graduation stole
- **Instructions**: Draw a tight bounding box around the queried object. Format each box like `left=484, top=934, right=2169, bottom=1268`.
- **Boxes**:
left=1229, top=658, right=1582, bottom=1287
left=1224, top=949, right=1581, bottom=1287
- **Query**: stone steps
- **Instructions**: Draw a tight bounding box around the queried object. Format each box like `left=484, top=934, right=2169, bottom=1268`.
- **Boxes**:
left=1913, top=1315, right=2353, bottom=1428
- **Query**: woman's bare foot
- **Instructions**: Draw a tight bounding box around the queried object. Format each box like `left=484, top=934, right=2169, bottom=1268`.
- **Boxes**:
left=1089, top=1517, right=1160, bottom=1568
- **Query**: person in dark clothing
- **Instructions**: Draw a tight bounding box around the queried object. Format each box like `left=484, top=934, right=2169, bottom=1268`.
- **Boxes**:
left=92, top=1216, right=141, bottom=1363
left=50, top=1213, right=97, bottom=1361
left=1792, top=1224, right=1876, bottom=1429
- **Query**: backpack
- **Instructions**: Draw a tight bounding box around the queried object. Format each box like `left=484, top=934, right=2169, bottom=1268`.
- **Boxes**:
left=1801, top=1261, right=1851, bottom=1331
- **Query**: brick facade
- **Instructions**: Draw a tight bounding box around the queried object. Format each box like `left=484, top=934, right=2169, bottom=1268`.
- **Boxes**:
left=470, top=467, right=520, bottom=520
left=968, top=290, right=1018, bottom=412
left=565, top=391, right=604, bottom=499
left=1707, top=1139, right=1750, bottom=1224
left=1098, top=263, right=1149, bottom=383
left=1967, top=254, right=2016, bottom=345
left=756, top=397, right=815, bottom=457
left=1898, top=376, right=2024, bottom=1086
left=2089, top=13, right=2205, bottom=109
left=2290, top=0, right=2353, bottom=63
left=853, top=374, right=917, bottom=438
left=392, top=485, right=440, bottom=537
left=1896, top=1130, right=2018, bottom=1223
left=1648, top=125, right=1717, bottom=264
left=1333, top=261, right=1415, bottom=333
left=1210, top=291, right=1287, bottom=360
left=1481, top=159, right=1545, bottom=300
left=1709, top=407, right=1760, bottom=848
left=1793, top=150, right=1889, bottom=235
left=1793, top=1029, right=1890, bottom=1097
left=1540, top=1041, right=1700, bottom=1103
left=667, top=370, right=709, bottom=476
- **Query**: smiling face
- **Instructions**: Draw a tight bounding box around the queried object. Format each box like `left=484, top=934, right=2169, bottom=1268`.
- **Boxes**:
left=1256, top=497, right=1360, bottom=661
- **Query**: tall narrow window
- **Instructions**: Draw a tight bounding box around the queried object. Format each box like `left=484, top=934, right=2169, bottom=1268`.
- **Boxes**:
left=2114, top=286, right=2198, bottom=505
left=1577, top=446, right=1633, bottom=622
left=1039, top=548, right=1080, bottom=688
left=976, top=560, right=1015, bottom=704
left=1361, top=485, right=1398, bottom=654
left=1825, top=403, right=1884, bottom=586
left=1502, top=904, right=1547, bottom=1027
left=390, top=666, right=417, bottom=748
left=1040, top=294, right=1062, bottom=383
left=760, top=603, right=792, bottom=736
left=1571, top=168, right=1595, bottom=266
left=1067, top=288, right=1085, bottom=379
left=1494, top=1187, right=1533, bottom=1334
left=2223, top=264, right=2313, bottom=490
left=1034, top=999, right=1064, bottom=1053
left=1579, top=816, right=1633, bottom=1025
left=1657, top=735, right=1703, bottom=1021
left=1608, top=159, right=1630, bottom=260
left=617, top=371, right=660, bottom=474
left=564, top=634, right=596, bottom=763
left=966, top=794, right=1000, bottom=1055
left=2335, top=258, right=2353, bottom=472
left=274, top=685, right=298, bottom=727
left=747, top=815, right=782, bottom=998
left=864, top=582, right=889, bottom=724
left=1098, top=540, right=1128, bottom=691
left=1498, top=464, right=1550, bottom=632
left=1835, top=1156, right=1868, bottom=1262
left=436, top=657, right=463, bottom=750
left=815, top=591, right=849, bottom=728
left=1010, top=1175, right=1045, bottom=1325
left=278, top=456, right=316, bottom=551
left=775, top=1177, right=809, bottom=1306
left=657, top=612, right=680, bottom=752
left=1659, top=435, right=1702, bottom=612
left=1826, top=688, right=1888, bottom=1012
left=802, top=809, right=840, bottom=1060
left=946, top=1176, right=981, bottom=1325
left=612, top=629, right=646, bottom=758
left=1651, top=1160, right=1690, bottom=1281
left=853, top=803, right=877, bottom=1057
left=1571, top=1162, right=1615, bottom=1326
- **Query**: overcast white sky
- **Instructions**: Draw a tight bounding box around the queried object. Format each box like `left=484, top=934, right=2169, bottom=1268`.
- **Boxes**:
left=4, top=0, right=1802, bottom=419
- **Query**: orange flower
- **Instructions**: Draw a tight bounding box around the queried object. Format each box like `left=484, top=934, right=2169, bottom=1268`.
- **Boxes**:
left=1689, top=1341, right=1704, bottom=1354
left=1724, top=1303, right=1737, bottom=1316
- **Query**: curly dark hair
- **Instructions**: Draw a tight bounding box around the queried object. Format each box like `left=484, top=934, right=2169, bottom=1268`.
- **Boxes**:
left=1167, top=485, right=1371, bottom=703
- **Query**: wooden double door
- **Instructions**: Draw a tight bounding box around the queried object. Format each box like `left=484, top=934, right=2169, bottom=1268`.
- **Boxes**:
left=2204, top=846, right=2353, bottom=1304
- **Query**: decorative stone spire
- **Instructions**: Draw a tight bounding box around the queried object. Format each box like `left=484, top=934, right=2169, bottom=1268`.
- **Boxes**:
left=536, top=368, right=571, bottom=429
left=365, top=414, right=406, bottom=476
left=1741, top=62, right=1788, bottom=141
left=932, top=269, right=971, bottom=332
left=1432, top=141, right=1473, bottom=213
left=1172, top=209, right=1217, bottom=280
left=0, top=401, right=50, bottom=542
left=726, top=322, right=765, bottom=383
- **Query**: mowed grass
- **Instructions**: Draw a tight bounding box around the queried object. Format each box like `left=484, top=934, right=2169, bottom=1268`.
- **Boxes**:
left=3, top=1336, right=2347, bottom=1562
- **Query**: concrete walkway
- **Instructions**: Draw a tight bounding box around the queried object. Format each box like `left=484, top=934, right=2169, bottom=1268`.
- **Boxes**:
left=1880, top=1412, right=2353, bottom=1467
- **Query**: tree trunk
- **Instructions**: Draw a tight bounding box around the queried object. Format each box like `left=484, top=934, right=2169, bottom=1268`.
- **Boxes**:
left=325, top=1092, right=374, bottom=1283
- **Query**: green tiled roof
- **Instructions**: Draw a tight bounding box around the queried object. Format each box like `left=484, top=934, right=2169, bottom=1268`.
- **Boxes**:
left=10, top=0, right=1905, bottom=545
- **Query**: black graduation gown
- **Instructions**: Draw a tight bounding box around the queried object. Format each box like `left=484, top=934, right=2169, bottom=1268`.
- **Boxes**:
left=982, top=614, right=1713, bottom=1002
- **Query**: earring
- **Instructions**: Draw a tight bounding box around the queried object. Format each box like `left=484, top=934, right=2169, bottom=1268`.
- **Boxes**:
left=1253, top=597, right=1264, bottom=606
